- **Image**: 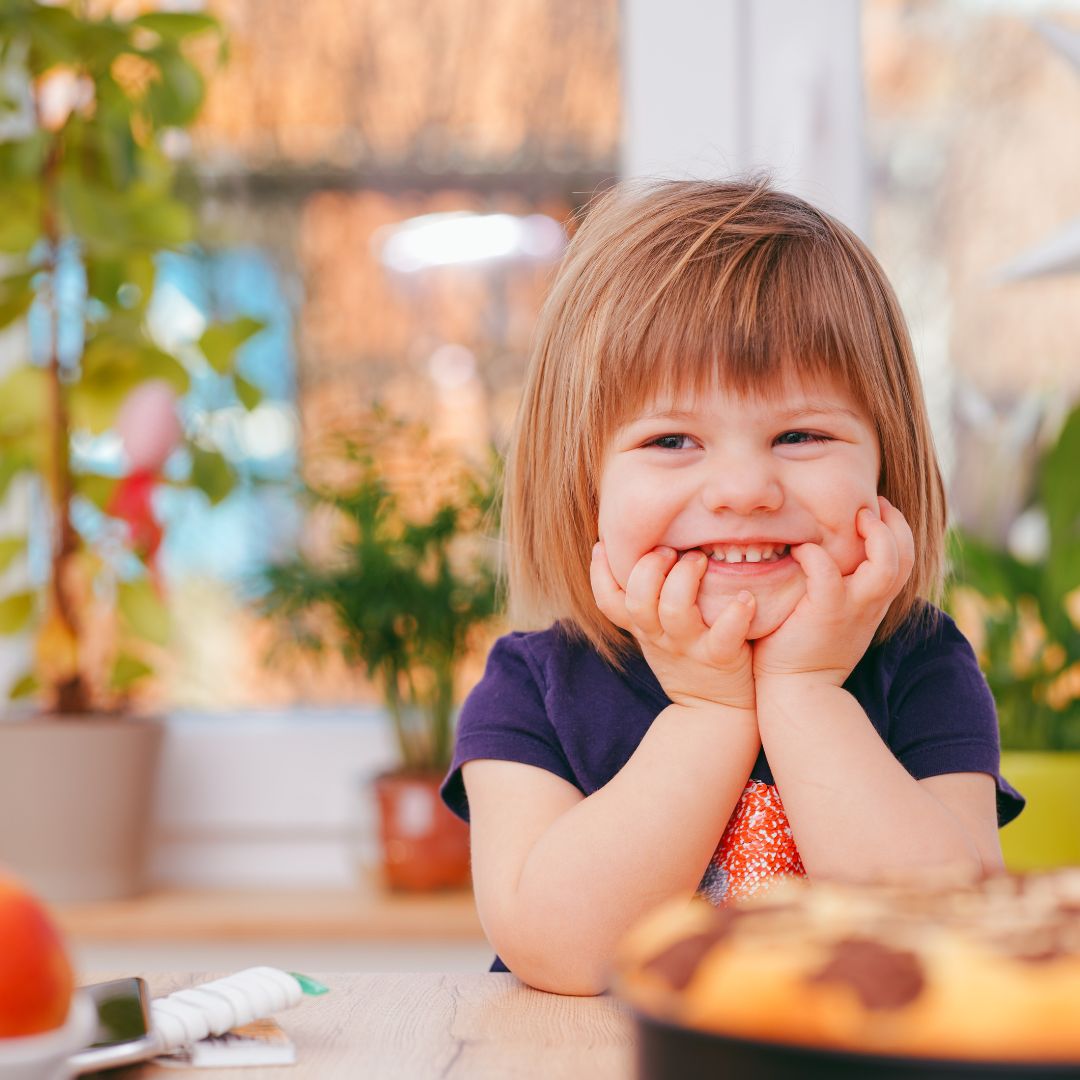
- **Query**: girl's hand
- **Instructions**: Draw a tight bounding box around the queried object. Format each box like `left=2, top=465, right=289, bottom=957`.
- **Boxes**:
left=590, top=541, right=757, bottom=712
left=752, top=496, right=915, bottom=688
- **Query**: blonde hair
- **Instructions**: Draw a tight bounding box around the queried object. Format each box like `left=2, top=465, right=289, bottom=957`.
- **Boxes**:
left=504, top=178, right=946, bottom=666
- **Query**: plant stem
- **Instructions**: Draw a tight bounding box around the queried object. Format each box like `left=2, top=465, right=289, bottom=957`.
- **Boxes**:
left=385, top=675, right=413, bottom=771
left=41, top=130, right=89, bottom=715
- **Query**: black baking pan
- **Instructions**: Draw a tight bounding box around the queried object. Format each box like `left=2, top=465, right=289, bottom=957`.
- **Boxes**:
left=635, top=1014, right=1080, bottom=1079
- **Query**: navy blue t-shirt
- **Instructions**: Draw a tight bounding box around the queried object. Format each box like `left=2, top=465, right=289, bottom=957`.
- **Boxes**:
left=441, top=607, right=1024, bottom=971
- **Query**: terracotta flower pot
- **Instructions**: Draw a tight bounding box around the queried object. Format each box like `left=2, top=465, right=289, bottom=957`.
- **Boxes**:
left=373, top=771, right=470, bottom=892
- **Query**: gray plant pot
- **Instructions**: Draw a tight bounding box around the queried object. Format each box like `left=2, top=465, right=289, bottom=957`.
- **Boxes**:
left=0, top=715, right=164, bottom=902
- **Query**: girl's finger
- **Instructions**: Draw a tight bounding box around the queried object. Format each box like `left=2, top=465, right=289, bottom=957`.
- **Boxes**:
left=789, top=541, right=843, bottom=607
left=623, top=546, right=677, bottom=636
left=878, top=496, right=916, bottom=583
left=655, top=549, right=709, bottom=640
left=704, top=589, right=755, bottom=662
left=589, top=541, right=634, bottom=632
left=848, top=507, right=902, bottom=604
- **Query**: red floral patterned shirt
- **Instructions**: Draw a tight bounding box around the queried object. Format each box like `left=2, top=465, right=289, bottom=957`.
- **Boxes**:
left=697, top=779, right=806, bottom=905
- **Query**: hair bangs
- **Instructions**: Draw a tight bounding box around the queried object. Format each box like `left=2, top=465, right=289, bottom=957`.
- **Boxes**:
left=593, top=225, right=887, bottom=443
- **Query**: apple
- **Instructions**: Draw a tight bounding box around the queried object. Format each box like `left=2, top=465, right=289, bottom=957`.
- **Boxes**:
left=0, top=872, right=73, bottom=1037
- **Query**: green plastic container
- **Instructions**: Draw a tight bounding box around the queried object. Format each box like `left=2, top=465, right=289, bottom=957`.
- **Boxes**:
left=998, top=751, right=1080, bottom=871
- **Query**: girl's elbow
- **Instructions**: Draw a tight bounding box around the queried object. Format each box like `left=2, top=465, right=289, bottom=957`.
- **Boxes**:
left=509, top=959, right=609, bottom=997
left=517, top=968, right=607, bottom=996
left=490, top=933, right=611, bottom=996
left=480, top=903, right=609, bottom=995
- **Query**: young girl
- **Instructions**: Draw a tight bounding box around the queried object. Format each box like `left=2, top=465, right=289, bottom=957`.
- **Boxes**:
left=440, top=179, right=1024, bottom=996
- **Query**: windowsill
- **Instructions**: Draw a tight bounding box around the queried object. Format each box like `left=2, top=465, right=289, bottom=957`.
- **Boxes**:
left=54, top=875, right=484, bottom=944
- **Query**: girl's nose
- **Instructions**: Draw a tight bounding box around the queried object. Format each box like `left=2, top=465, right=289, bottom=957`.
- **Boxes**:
left=699, top=458, right=784, bottom=515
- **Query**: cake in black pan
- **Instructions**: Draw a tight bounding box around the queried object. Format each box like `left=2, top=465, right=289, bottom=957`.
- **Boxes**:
left=614, top=869, right=1080, bottom=1070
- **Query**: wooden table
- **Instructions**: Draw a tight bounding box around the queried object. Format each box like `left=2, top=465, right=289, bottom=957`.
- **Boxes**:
left=101, top=973, right=637, bottom=1079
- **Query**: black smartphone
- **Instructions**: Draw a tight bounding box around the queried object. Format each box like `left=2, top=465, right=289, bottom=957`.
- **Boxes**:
left=68, top=977, right=160, bottom=1075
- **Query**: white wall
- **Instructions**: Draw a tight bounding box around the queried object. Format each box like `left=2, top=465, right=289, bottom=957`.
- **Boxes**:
left=621, top=0, right=868, bottom=236
left=148, top=707, right=399, bottom=888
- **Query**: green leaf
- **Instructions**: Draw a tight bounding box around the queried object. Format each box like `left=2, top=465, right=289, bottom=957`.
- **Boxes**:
left=118, top=578, right=170, bottom=645
left=9, top=672, right=40, bottom=700
left=132, top=13, right=222, bottom=41
left=23, top=6, right=84, bottom=69
left=145, top=50, right=205, bottom=127
left=85, top=257, right=126, bottom=308
left=68, top=364, right=143, bottom=434
left=58, top=168, right=194, bottom=255
left=0, top=270, right=34, bottom=330
left=57, top=171, right=132, bottom=254
left=198, top=317, right=265, bottom=374
left=0, top=181, right=41, bottom=253
left=83, top=325, right=189, bottom=392
left=135, top=345, right=191, bottom=394
left=71, top=19, right=130, bottom=74
left=1040, top=403, right=1080, bottom=641
left=110, top=653, right=153, bottom=691
left=234, top=374, right=263, bottom=411
left=86, top=252, right=156, bottom=310
left=189, top=445, right=234, bottom=505
left=70, top=335, right=189, bottom=432
left=0, top=365, right=49, bottom=440
left=128, top=191, right=194, bottom=248
left=947, top=530, right=1041, bottom=602
left=0, top=536, right=26, bottom=575
left=0, top=267, right=36, bottom=289
left=0, top=134, right=50, bottom=185
left=0, top=453, right=30, bottom=503
left=0, top=591, right=35, bottom=634
left=74, top=472, right=119, bottom=512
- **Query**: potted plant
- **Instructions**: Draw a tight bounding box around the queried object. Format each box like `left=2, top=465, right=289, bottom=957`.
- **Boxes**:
left=945, top=399, right=1080, bottom=870
left=260, top=416, right=501, bottom=891
left=0, top=2, right=259, bottom=900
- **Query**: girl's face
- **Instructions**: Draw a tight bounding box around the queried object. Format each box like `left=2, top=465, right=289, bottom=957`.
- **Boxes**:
left=596, top=372, right=882, bottom=639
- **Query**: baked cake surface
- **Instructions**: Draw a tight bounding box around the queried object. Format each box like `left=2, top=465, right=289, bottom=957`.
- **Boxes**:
left=615, top=870, right=1080, bottom=1064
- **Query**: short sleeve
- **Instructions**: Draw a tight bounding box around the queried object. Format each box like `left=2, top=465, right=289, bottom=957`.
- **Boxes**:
left=888, top=617, right=1025, bottom=827
left=440, top=634, right=578, bottom=823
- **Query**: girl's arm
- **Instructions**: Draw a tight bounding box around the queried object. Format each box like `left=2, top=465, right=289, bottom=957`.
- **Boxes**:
left=464, top=543, right=760, bottom=996
left=755, top=679, right=996, bottom=881
left=753, top=498, right=995, bottom=882
left=464, top=700, right=759, bottom=996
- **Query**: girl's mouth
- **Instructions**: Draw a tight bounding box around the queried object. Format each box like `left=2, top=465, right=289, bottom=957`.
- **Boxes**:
left=691, top=543, right=796, bottom=574
left=697, top=542, right=790, bottom=564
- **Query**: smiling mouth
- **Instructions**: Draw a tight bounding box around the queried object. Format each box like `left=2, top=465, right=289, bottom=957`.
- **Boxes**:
left=694, top=543, right=792, bottom=565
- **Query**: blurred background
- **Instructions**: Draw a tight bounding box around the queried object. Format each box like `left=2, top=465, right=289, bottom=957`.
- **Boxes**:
left=1, top=0, right=1079, bottom=975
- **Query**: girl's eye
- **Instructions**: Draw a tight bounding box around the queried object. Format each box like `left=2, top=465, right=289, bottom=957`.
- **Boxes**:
left=648, top=433, right=695, bottom=450
left=775, top=431, right=832, bottom=446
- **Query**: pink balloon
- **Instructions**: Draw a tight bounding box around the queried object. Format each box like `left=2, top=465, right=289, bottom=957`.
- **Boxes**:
left=114, top=380, right=183, bottom=473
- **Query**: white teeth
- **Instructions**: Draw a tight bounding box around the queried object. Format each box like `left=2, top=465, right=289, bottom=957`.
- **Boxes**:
left=703, top=544, right=789, bottom=563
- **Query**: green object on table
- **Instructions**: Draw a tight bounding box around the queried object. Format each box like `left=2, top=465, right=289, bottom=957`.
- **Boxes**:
left=999, top=751, right=1080, bottom=871
left=290, top=973, right=330, bottom=996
